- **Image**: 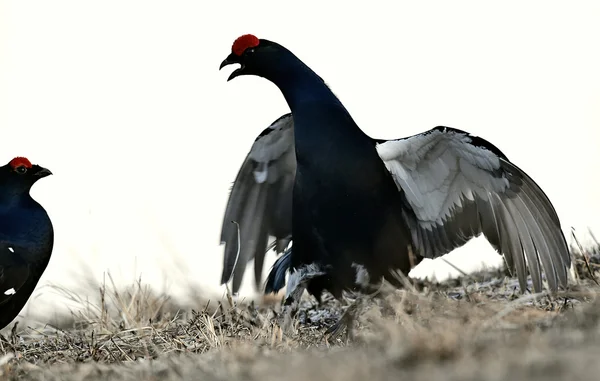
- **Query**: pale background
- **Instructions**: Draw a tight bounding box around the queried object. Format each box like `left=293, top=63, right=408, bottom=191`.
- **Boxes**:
left=0, top=0, right=598, bottom=326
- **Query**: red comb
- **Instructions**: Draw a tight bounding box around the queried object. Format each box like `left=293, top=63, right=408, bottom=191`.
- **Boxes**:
left=232, top=34, right=260, bottom=56
left=9, top=157, right=32, bottom=169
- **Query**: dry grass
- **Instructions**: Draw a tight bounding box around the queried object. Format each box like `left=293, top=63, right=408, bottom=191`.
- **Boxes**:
left=2, top=239, right=600, bottom=380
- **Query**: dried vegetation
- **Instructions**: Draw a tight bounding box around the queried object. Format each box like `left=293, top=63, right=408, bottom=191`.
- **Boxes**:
left=2, top=234, right=600, bottom=380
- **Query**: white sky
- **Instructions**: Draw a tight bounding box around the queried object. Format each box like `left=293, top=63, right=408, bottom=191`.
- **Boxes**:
left=1, top=0, right=599, bottom=325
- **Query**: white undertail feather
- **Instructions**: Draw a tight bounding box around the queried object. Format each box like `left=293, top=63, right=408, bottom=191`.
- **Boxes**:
left=285, top=263, right=325, bottom=300
left=352, top=263, right=370, bottom=288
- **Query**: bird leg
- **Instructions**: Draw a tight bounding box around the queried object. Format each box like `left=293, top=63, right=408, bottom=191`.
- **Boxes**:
left=325, top=263, right=380, bottom=342
left=278, top=284, right=305, bottom=333
left=277, top=264, right=326, bottom=333
left=324, top=292, right=365, bottom=341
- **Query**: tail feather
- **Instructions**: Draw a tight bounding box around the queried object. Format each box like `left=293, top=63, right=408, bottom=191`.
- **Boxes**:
left=264, top=247, right=293, bottom=294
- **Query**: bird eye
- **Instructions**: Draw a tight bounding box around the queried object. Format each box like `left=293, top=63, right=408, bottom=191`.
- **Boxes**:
left=246, top=48, right=255, bottom=55
left=15, top=166, right=27, bottom=174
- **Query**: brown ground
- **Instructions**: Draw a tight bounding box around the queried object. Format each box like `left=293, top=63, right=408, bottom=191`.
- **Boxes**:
left=2, top=243, right=600, bottom=381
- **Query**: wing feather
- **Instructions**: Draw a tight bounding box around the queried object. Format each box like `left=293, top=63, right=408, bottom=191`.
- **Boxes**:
left=375, top=126, right=570, bottom=293
left=220, top=114, right=296, bottom=293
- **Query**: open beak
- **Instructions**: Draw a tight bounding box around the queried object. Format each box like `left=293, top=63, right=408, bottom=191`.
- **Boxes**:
left=34, top=166, right=53, bottom=178
left=219, top=53, right=243, bottom=81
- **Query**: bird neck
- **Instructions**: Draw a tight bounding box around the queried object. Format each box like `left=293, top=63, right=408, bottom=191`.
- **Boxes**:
left=0, top=192, right=47, bottom=227
left=0, top=193, right=52, bottom=260
left=263, top=50, right=371, bottom=163
left=264, top=51, right=345, bottom=112
left=0, top=189, right=25, bottom=208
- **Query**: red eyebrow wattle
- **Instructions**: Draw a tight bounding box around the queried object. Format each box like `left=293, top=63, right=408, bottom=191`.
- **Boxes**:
left=9, top=157, right=32, bottom=169
left=232, top=34, right=260, bottom=56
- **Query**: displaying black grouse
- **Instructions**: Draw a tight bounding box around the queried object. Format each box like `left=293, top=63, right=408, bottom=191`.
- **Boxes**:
left=219, top=34, right=571, bottom=328
left=0, top=157, right=54, bottom=330
left=220, top=114, right=294, bottom=294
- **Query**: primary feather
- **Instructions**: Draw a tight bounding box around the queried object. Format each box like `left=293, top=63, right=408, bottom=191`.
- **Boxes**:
left=375, top=126, right=569, bottom=292
left=220, top=114, right=294, bottom=293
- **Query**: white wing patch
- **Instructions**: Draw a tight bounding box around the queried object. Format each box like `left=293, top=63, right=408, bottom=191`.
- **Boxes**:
left=248, top=114, right=295, bottom=184
left=376, top=128, right=509, bottom=229
left=252, top=162, right=268, bottom=183
left=248, top=115, right=294, bottom=163
left=3, top=288, right=15, bottom=296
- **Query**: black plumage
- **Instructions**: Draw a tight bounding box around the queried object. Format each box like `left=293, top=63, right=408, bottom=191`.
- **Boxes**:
left=0, top=157, right=54, bottom=330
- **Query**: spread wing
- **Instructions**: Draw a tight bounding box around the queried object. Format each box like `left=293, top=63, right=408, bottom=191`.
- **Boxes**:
left=375, top=126, right=571, bottom=293
left=220, top=114, right=296, bottom=293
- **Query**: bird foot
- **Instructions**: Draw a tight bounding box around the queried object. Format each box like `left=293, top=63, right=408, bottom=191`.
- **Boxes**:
left=324, top=312, right=354, bottom=342
left=273, top=263, right=325, bottom=335
left=273, top=283, right=303, bottom=335
left=276, top=303, right=298, bottom=334
left=324, top=295, right=363, bottom=342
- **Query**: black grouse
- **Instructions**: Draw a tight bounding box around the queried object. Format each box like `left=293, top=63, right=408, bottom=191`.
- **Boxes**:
left=219, top=34, right=572, bottom=330
left=0, top=157, right=54, bottom=330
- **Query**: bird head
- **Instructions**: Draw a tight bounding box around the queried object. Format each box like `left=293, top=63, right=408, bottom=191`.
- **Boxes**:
left=219, top=34, right=281, bottom=81
left=0, top=157, right=52, bottom=194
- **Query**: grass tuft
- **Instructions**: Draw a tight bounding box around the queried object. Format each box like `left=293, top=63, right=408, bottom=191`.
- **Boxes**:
left=0, top=233, right=598, bottom=380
